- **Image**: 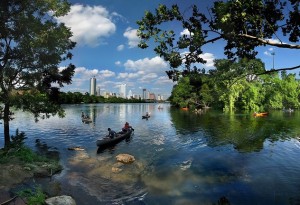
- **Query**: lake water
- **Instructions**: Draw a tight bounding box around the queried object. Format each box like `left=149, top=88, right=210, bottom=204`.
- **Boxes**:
left=1, top=103, right=300, bottom=205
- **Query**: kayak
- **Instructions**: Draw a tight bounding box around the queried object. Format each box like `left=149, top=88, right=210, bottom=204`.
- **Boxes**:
left=253, top=112, right=268, bottom=117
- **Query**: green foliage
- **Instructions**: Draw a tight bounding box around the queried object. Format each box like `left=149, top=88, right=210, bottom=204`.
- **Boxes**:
left=10, top=129, right=27, bottom=149
left=169, top=58, right=300, bottom=111
left=0, top=129, right=53, bottom=164
left=137, top=0, right=300, bottom=80
left=58, top=91, right=146, bottom=104
left=17, top=186, right=46, bottom=205
left=0, top=0, right=76, bottom=147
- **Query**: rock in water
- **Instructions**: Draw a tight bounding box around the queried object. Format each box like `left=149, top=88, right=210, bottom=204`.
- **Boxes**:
left=45, top=195, right=76, bottom=205
left=115, top=154, right=135, bottom=164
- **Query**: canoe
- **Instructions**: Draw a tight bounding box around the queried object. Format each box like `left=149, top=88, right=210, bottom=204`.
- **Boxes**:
left=253, top=112, right=268, bottom=117
left=181, top=107, right=189, bottom=111
left=96, top=129, right=133, bottom=147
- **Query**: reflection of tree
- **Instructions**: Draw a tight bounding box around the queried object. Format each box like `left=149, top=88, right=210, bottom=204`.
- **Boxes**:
left=170, top=110, right=300, bottom=152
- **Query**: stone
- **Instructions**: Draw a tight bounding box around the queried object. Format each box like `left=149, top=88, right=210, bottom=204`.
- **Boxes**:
left=115, top=154, right=135, bottom=164
left=45, top=195, right=76, bottom=205
left=112, top=167, right=122, bottom=173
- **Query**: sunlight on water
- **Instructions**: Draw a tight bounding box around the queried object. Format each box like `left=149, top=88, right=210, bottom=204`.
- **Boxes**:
left=1, top=104, right=300, bottom=205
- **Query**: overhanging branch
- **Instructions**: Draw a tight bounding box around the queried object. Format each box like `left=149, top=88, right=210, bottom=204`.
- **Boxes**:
left=240, top=34, right=300, bottom=49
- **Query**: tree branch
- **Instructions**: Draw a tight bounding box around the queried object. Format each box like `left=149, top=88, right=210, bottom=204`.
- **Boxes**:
left=239, top=34, right=300, bottom=49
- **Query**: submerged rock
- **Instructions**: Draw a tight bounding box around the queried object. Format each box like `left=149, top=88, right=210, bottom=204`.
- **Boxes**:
left=45, top=195, right=76, bottom=205
left=115, top=154, right=135, bottom=164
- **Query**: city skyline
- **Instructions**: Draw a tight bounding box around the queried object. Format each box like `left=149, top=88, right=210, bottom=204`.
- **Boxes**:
left=89, top=77, right=163, bottom=100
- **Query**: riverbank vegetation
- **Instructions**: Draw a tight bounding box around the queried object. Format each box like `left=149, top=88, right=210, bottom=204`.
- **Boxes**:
left=0, top=129, right=62, bottom=172
left=0, top=130, right=62, bottom=204
left=57, top=92, right=147, bottom=104
left=169, top=59, right=300, bottom=111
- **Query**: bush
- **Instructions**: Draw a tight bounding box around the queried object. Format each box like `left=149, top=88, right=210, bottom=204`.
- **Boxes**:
left=18, top=186, right=46, bottom=205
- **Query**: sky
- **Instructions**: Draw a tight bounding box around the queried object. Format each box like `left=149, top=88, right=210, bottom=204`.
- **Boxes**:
left=57, top=0, right=300, bottom=99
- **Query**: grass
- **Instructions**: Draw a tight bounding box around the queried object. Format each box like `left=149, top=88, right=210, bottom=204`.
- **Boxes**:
left=17, top=186, right=46, bottom=205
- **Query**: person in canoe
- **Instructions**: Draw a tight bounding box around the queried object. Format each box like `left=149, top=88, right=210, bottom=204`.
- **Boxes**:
left=122, top=122, right=134, bottom=132
left=107, top=128, right=116, bottom=139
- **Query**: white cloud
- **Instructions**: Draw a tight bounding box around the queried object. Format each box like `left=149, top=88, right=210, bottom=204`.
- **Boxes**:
left=117, top=44, right=124, bottom=51
left=117, top=72, right=129, bottom=79
left=264, top=47, right=276, bottom=56
left=74, top=67, right=98, bottom=77
left=123, top=27, right=140, bottom=48
left=73, top=66, right=115, bottom=80
left=56, top=4, right=116, bottom=47
left=199, top=53, right=215, bottom=68
left=139, top=73, right=158, bottom=83
left=117, top=71, right=144, bottom=79
left=180, top=29, right=193, bottom=36
left=124, top=56, right=168, bottom=73
left=99, top=69, right=115, bottom=78
left=155, top=76, right=173, bottom=85
left=115, top=61, right=121, bottom=66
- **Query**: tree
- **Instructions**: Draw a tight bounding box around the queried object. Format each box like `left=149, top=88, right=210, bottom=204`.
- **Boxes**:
left=137, top=0, right=300, bottom=81
left=169, top=77, right=193, bottom=108
left=0, top=0, right=76, bottom=148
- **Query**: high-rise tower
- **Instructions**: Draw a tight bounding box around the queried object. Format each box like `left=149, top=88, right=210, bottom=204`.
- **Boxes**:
left=90, top=77, right=96, bottom=96
left=142, top=88, right=146, bottom=100
left=119, top=84, right=126, bottom=98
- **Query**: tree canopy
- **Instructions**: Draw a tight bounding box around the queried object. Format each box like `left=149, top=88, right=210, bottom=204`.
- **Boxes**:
left=0, top=0, right=76, bottom=148
left=137, top=0, right=300, bottom=80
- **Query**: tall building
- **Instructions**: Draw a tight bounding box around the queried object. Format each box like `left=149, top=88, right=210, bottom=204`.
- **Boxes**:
left=97, top=86, right=101, bottom=96
left=128, top=90, right=133, bottom=99
left=119, top=84, right=126, bottom=98
left=142, top=88, right=146, bottom=100
left=149, top=93, right=156, bottom=100
left=90, top=77, right=96, bottom=96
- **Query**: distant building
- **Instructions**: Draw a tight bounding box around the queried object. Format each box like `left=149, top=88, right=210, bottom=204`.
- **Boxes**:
left=157, top=94, right=163, bottom=101
left=142, top=89, right=146, bottom=100
left=97, top=86, right=101, bottom=96
left=119, top=84, right=126, bottom=98
left=128, top=89, right=133, bottom=99
left=133, top=94, right=140, bottom=99
left=90, top=77, right=96, bottom=96
left=149, top=93, right=156, bottom=100
left=147, top=91, right=150, bottom=100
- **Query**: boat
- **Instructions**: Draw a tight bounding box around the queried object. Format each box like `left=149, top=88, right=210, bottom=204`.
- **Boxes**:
left=96, top=128, right=133, bottom=147
left=253, top=112, right=268, bottom=117
left=142, top=115, right=150, bottom=119
left=82, top=117, right=92, bottom=123
left=181, top=107, right=189, bottom=111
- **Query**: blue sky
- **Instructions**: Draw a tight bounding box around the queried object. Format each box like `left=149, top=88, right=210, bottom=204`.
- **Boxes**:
left=57, top=0, right=300, bottom=99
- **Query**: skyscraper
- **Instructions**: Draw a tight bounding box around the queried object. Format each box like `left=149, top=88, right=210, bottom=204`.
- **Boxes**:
left=128, top=90, right=133, bottom=99
left=90, top=77, right=96, bottom=96
left=119, top=84, right=126, bottom=98
left=142, top=88, right=146, bottom=100
left=97, top=86, right=101, bottom=96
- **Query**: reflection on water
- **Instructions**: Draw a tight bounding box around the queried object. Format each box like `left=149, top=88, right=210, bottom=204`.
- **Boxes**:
left=1, top=104, right=300, bottom=204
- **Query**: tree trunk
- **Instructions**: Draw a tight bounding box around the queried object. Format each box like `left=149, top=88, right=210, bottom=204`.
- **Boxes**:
left=4, top=103, right=10, bottom=148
